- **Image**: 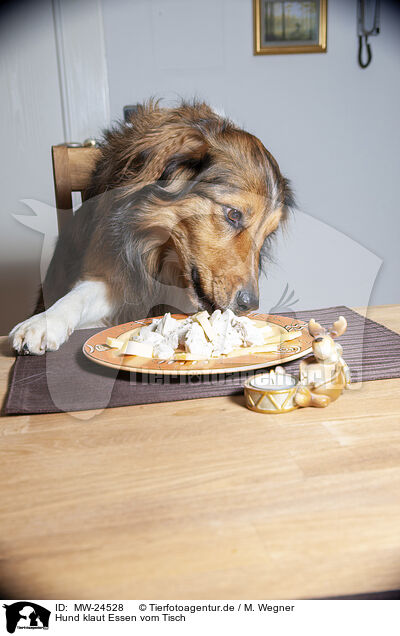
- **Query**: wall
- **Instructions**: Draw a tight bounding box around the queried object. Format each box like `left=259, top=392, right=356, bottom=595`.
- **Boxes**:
left=101, top=0, right=400, bottom=312
left=0, top=0, right=109, bottom=333
left=0, top=0, right=64, bottom=333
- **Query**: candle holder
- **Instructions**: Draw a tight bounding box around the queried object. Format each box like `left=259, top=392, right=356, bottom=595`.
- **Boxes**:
left=244, top=367, right=299, bottom=414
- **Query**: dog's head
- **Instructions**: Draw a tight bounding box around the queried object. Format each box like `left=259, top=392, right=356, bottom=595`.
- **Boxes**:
left=102, top=101, right=294, bottom=314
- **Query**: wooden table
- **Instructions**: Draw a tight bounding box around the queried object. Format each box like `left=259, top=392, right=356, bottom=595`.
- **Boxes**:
left=1, top=305, right=399, bottom=600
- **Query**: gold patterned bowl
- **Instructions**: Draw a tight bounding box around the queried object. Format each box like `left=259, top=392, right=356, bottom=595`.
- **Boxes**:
left=244, top=371, right=299, bottom=414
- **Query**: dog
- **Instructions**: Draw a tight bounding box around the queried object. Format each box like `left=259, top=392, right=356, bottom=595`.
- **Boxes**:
left=10, top=100, right=293, bottom=354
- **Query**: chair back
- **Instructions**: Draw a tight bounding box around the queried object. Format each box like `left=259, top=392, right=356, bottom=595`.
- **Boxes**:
left=52, top=144, right=101, bottom=234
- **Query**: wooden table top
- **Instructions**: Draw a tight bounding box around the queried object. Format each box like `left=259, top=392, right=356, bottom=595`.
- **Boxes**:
left=1, top=305, right=399, bottom=600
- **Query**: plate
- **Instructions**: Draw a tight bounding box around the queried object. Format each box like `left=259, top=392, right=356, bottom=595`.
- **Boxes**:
left=82, top=313, right=313, bottom=376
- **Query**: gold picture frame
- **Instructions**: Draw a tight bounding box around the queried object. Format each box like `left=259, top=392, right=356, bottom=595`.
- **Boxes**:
left=253, top=0, right=327, bottom=55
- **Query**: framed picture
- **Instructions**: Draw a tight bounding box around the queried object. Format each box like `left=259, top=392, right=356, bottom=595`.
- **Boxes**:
left=253, top=0, right=327, bottom=55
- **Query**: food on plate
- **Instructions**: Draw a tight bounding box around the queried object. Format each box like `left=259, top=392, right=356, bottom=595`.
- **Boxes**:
left=106, top=327, right=139, bottom=349
left=106, top=336, right=125, bottom=349
left=106, top=309, right=301, bottom=360
left=124, top=340, right=154, bottom=358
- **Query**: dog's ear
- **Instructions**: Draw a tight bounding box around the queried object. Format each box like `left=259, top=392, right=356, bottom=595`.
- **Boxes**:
left=120, top=124, right=210, bottom=193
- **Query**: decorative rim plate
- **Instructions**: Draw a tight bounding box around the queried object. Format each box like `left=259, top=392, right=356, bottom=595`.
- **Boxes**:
left=82, top=313, right=313, bottom=376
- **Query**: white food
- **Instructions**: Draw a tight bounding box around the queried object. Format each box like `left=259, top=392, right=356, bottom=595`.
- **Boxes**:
left=193, top=311, right=215, bottom=341
left=120, top=310, right=294, bottom=360
left=106, top=336, right=124, bottom=349
left=136, top=320, right=159, bottom=340
left=153, top=339, right=176, bottom=359
left=210, top=310, right=242, bottom=356
left=124, top=340, right=154, bottom=357
left=234, top=316, right=265, bottom=346
left=138, top=331, right=164, bottom=346
left=156, top=313, right=179, bottom=336
left=184, top=322, right=213, bottom=358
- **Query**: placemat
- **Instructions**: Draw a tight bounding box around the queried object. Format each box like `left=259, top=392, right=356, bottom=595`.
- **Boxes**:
left=4, top=306, right=400, bottom=415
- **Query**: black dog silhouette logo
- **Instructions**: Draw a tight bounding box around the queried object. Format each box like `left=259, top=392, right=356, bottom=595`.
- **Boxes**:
left=3, top=602, right=50, bottom=633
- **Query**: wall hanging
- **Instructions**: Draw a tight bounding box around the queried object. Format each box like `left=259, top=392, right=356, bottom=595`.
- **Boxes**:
left=254, top=0, right=327, bottom=55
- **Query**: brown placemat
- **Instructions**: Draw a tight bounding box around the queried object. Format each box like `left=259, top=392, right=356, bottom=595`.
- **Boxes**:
left=4, top=306, right=400, bottom=415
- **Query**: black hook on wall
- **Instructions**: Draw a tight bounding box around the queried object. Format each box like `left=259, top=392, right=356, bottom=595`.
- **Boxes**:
left=358, top=34, right=372, bottom=68
left=357, top=0, right=380, bottom=69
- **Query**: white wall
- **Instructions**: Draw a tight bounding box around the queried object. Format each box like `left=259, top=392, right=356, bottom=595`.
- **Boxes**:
left=0, top=1, right=64, bottom=333
left=0, top=0, right=109, bottom=334
left=101, top=0, right=400, bottom=311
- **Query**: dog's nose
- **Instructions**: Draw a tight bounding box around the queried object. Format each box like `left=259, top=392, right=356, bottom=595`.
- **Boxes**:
left=235, top=288, right=259, bottom=312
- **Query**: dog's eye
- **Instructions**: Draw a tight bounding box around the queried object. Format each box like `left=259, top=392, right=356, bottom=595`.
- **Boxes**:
left=224, top=207, right=243, bottom=229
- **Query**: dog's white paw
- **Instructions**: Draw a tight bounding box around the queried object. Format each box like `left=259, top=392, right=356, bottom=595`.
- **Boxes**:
left=9, top=313, right=72, bottom=355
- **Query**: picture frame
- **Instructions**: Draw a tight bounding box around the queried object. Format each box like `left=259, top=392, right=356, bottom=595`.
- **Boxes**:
left=253, top=0, right=327, bottom=55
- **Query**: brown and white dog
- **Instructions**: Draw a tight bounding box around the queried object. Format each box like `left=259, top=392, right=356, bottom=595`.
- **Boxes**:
left=10, top=100, right=293, bottom=354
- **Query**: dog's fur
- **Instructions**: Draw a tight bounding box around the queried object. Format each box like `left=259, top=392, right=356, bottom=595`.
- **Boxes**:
left=10, top=100, right=293, bottom=354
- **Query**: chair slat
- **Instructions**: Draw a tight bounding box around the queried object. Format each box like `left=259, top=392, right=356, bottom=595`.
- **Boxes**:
left=52, top=145, right=101, bottom=235
left=68, top=147, right=101, bottom=191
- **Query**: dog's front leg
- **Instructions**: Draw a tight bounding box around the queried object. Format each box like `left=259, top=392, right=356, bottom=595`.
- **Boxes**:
left=9, top=280, right=113, bottom=355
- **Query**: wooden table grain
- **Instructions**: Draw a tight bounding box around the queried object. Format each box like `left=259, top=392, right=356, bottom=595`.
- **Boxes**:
left=1, top=305, right=399, bottom=600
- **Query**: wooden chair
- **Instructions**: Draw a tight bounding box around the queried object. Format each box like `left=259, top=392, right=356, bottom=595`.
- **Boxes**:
left=51, top=144, right=101, bottom=235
